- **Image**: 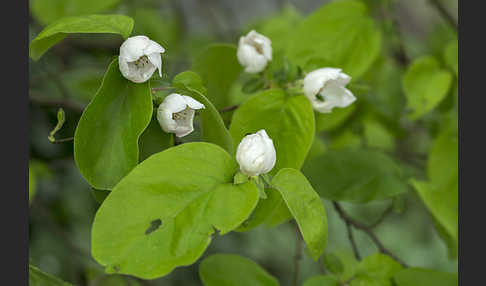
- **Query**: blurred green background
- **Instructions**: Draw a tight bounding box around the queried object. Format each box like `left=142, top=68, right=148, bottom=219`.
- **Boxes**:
left=28, top=0, right=458, bottom=285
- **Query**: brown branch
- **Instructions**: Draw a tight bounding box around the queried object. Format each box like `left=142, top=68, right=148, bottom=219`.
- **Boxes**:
left=344, top=220, right=361, bottom=260
left=429, top=0, right=458, bottom=31
left=332, top=202, right=408, bottom=268
left=219, top=104, right=239, bottom=113
left=29, top=92, right=86, bottom=113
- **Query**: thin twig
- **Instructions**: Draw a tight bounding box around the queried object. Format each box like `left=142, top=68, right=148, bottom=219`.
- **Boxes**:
left=50, top=137, right=74, bottom=144
left=367, top=205, right=394, bottom=229
left=29, top=92, right=86, bottom=113
left=429, top=0, right=458, bottom=30
left=219, top=104, right=239, bottom=113
left=293, top=222, right=303, bottom=286
left=344, top=220, right=361, bottom=260
left=332, top=202, right=408, bottom=268
left=151, top=86, right=174, bottom=93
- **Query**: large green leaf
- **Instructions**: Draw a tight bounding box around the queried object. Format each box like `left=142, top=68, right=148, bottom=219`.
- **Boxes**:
left=172, top=71, right=233, bottom=154
left=230, top=89, right=315, bottom=174
left=302, top=275, right=340, bottom=286
left=199, top=254, right=279, bottom=286
left=192, top=44, right=243, bottom=109
left=30, top=0, right=121, bottom=25
left=393, top=268, right=457, bottom=286
left=302, top=149, right=408, bottom=203
left=287, top=0, right=381, bottom=78
left=29, top=264, right=73, bottom=286
left=91, top=143, right=259, bottom=279
left=272, top=168, right=328, bottom=260
left=402, top=56, right=453, bottom=120
left=74, top=59, right=152, bottom=190
left=30, top=14, right=133, bottom=61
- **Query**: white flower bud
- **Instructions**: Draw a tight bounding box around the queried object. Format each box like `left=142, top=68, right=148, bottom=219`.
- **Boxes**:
left=236, top=129, right=276, bottom=176
left=157, top=93, right=205, bottom=137
left=119, top=35, right=165, bottom=83
left=303, top=68, right=356, bottom=113
left=237, top=30, right=272, bottom=73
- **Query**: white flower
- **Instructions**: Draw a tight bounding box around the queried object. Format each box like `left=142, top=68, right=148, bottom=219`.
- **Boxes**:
left=303, top=68, right=356, bottom=113
left=157, top=94, right=205, bottom=137
left=236, top=130, right=276, bottom=177
left=237, top=30, right=272, bottom=73
left=119, top=35, right=165, bottom=83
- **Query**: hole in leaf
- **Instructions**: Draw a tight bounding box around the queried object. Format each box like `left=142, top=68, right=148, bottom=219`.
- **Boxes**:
left=145, top=219, right=162, bottom=235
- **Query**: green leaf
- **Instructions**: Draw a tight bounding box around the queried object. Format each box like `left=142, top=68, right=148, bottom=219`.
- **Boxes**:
left=361, top=58, right=405, bottom=120
left=30, top=0, right=121, bottom=25
left=172, top=70, right=207, bottom=95
left=302, top=275, right=340, bottom=286
left=410, top=126, right=458, bottom=258
left=91, top=143, right=259, bottom=279
left=410, top=178, right=458, bottom=258
left=242, top=77, right=266, bottom=94
left=302, top=149, right=408, bottom=203
left=355, top=253, right=403, bottom=286
left=192, top=44, right=243, bottom=109
left=173, top=71, right=234, bottom=154
left=235, top=188, right=285, bottom=232
left=230, top=89, right=315, bottom=175
left=322, top=250, right=359, bottom=281
left=74, top=58, right=152, bottom=190
left=402, top=56, right=453, bottom=120
left=287, top=0, right=381, bottom=78
left=328, top=130, right=362, bottom=150
left=131, top=9, right=180, bottom=49
left=444, top=40, right=458, bottom=76
left=363, top=117, right=395, bottom=151
left=29, top=163, right=37, bottom=205
left=30, top=14, right=134, bottom=61
left=29, top=264, right=73, bottom=286
left=428, top=126, right=458, bottom=187
left=315, top=104, right=356, bottom=132
left=138, top=117, right=174, bottom=162
left=48, top=108, right=66, bottom=142
left=245, top=5, right=302, bottom=54
left=271, top=168, right=328, bottom=260
left=199, top=254, right=279, bottom=286
left=321, top=253, right=344, bottom=276
left=91, top=188, right=110, bottom=204
left=393, top=268, right=457, bottom=286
